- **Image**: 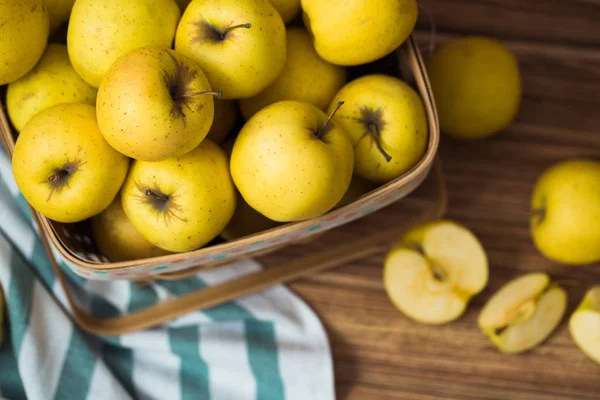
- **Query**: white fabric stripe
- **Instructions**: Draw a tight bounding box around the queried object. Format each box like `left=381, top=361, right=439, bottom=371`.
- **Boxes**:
left=52, top=278, right=70, bottom=308
left=263, top=292, right=335, bottom=400
left=166, top=309, right=213, bottom=327
left=200, top=260, right=336, bottom=400
left=194, top=260, right=259, bottom=287
left=0, top=197, right=35, bottom=260
left=149, top=282, right=170, bottom=302
left=84, top=280, right=132, bottom=313
left=0, top=154, right=20, bottom=197
left=0, top=235, right=13, bottom=288
left=18, top=282, right=74, bottom=400
left=86, top=357, right=132, bottom=400
left=155, top=282, right=213, bottom=327
left=120, top=330, right=181, bottom=400
left=52, top=278, right=78, bottom=315
left=199, top=322, right=256, bottom=400
left=198, top=260, right=299, bottom=328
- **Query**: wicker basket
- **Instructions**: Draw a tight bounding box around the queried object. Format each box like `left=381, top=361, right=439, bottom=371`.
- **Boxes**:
left=0, top=36, right=441, bottom=334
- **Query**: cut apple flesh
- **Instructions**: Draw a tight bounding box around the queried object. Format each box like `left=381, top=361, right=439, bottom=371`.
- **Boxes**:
left=384, top=249, right=468, bottom=324
left=478, top=273, right=550, bottom=329
left=419, top=222, right=488, bottom=294
left=478, top=273, right=567, bottom=354
left=492, top=285, right=566, bottom=354
left=384, top=221, right=488, bottom=324
left=569, top=286, right=600, bottom=364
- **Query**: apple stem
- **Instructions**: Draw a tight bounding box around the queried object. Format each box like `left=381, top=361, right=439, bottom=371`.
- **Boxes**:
left=531, top=206, right=545, bottom=225
left=316, top=101, right=344, bottom=139
left=223, top=23, right=252, bottom=38
left=367, top=123, right=392, bottom=162
left=145, top=189, right=169, bottom=203
left=174, top=90, right=222, bottom=100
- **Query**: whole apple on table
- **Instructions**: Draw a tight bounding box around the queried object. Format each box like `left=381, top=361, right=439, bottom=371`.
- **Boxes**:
left=1, top=0, right=599, bottom=366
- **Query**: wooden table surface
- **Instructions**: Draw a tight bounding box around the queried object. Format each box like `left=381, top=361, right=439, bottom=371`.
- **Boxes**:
left=263, top=2, right=600, bottom=399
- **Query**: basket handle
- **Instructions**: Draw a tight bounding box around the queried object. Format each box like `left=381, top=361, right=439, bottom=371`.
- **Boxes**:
left=36, top=158, right=447, bottom=336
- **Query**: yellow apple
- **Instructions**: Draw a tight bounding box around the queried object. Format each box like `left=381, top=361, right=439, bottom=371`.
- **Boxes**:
left=328, top=74, right=428, bottom=184
left=301, top=0, right=417, bottom=66
left=45, top=0, right=75, bottom=32
left=427, top=36, right=521, bottom=140
left=220, top=138, right=279, bottom=240
left=12, top=104, right=129, bottom=223
left=206, top=99, right=238, bottom=144
left=67, top=0, right=180, bottom=88
left=231, top=100, right=353, bottom=222
left=531, top=159, right=600, bottom=265
left=337, top=175, right=377, bottom=208
left=221, top=193, right=280, bottom=241
left=478, top=273, right=567, bottom=354
left=0, top=0, right=49, bottom=85
left=7, top=44, right=97, bottom=132
left=175, top=0, right=286, bottom=99
left=92, top=197, right=171, bottom=262
left=239, top=27, right=346, bottom=120
left=569, top=286, right=600, bottom=365
left=270, top=0, right=300, bottom=23
left=97, top=48, right=216, bottom=162
left=121, top=139, right=236, bottom=252
left=384, top=220, right=488, bottom=324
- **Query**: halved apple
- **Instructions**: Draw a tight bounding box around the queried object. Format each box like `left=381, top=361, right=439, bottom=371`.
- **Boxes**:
left=569, top=286, right=600, bottom=364
left=383, top=220, right=489, bottom=324
left=478, top=273, right=567, bottom=354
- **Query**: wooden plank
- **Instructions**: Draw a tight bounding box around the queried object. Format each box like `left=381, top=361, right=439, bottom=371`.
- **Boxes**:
left=264, top=27, right=600, bottom=400
left=416, top=0, right=600, bottom=46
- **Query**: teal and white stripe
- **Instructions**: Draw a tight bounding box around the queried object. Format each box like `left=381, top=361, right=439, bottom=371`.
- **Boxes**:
left=0, top=150, right=335, bottom=400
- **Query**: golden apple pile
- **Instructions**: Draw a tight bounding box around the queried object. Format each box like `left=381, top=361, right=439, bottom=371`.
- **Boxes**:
left=2, top=0, right=423, bottom=256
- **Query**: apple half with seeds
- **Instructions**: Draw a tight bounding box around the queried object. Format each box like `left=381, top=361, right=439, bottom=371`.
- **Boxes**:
left=478, top=273, right=567, bottom=354
left=569, top=286, right=600, bottom=364
left=384, top=220, right=489, bottom=324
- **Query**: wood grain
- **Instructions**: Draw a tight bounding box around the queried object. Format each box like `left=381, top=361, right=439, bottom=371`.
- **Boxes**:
left=416, top=0, right=600, bottom=46
left=263, top=6, right=600, bottom=399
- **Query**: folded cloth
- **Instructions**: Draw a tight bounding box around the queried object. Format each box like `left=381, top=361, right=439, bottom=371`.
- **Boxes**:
left=0, top=150, right=335, bottom=400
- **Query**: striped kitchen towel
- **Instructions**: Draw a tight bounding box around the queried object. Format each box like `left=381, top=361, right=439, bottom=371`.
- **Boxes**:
left=0, top=150, right=335, bottom=400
